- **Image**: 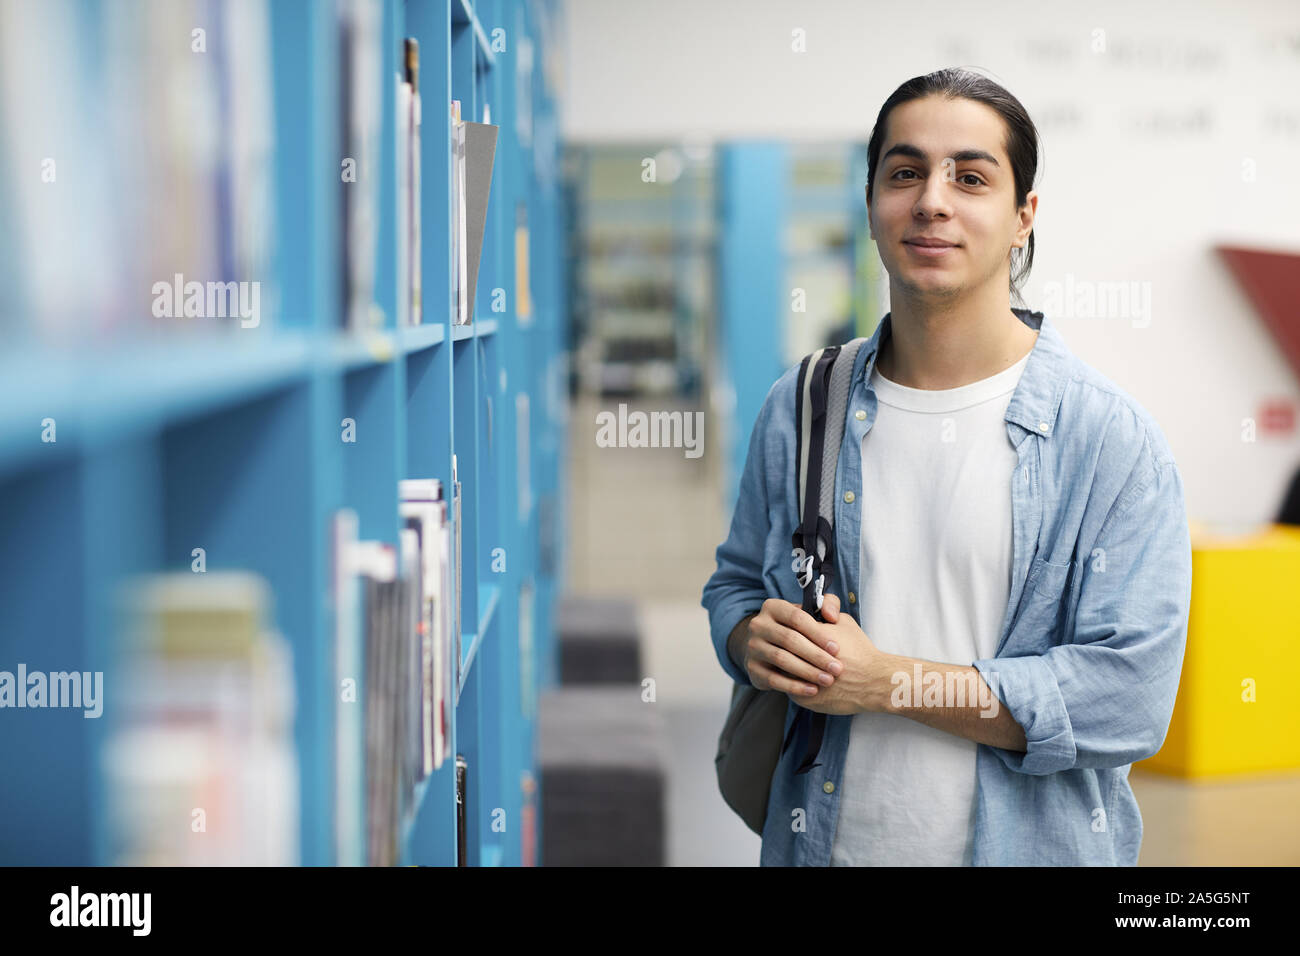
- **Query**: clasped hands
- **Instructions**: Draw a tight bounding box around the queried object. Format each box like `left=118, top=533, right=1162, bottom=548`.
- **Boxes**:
left=741, top=594, right=892, bottom=716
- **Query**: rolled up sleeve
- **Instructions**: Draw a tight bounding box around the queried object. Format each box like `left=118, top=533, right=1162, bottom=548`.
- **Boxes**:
left=974, top=458, right=1193, bottom=775
left=701, top=382, right=784, bottom=687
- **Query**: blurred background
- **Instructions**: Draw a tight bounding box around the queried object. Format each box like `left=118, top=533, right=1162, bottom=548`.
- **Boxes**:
left=1, top=0, right=1298, bottom=867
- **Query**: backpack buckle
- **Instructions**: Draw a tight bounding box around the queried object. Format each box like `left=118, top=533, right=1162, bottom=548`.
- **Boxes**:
left=796, top=552, right=815, bottom=589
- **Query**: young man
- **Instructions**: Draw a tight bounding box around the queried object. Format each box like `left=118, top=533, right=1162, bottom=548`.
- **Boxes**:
left=701, top=69, right=1193, bottom=866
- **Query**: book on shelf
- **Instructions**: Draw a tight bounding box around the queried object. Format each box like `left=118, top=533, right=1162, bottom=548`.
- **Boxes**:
left=516, top=202, right=532, bottom=323
left=339, top=0, right=382, bottom=332
left=521, top=770, right=537, bottom=867
left=399, top=508, right=435, bottom=779
left=455, top=753, right=468, bottom=866
left=396, top=75, right=412, bottom=330
left=332, top=510, right=365, bottom=866
left=398, top=529, right=421, bottom=810
left=399, top=481, right=445, bottom=773
left=336, top=526, right=429, bottom=867
left=399, top=478, right=452, bottom=766
left=404, top=38, right=422, bottom=325
left=451, top=99, right=470, bottom=324
left=357, top=542, right=396, bottom=866
left=516, top=392, right=532, bottom=521
left=452, top=454, right=463, bottom=689
left=106, top=571, right=298, bottom=866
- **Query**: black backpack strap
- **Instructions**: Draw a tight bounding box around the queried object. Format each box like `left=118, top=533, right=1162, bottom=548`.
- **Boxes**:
left=784, top=338, right=868, bottom=776
left=785, top=345, right=838, bottom=775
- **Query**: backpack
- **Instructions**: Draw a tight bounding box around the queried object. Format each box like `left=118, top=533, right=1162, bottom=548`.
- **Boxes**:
left=714, top=337, right=868, bottom=835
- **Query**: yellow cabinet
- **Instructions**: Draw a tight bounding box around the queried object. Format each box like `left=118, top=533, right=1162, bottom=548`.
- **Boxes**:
left=1140, top=523, right=1300, bottom=777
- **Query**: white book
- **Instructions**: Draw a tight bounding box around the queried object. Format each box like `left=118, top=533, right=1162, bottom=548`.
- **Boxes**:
left=456, top=116, right=469, bottom=323
left=410, top=90, right=421, bottom=324
left=399, top=528, right=422, bottom=792
left=451, top=101, right=470, bottom=324
left=399, top=478, right=443, bottom=502
left=400, top=500, right=442, bottom=776
left=396, top=77, right=412, bottom=328
left=451, top=454, right=462, bottom=691
left=438, top=500, right=453, bottom=756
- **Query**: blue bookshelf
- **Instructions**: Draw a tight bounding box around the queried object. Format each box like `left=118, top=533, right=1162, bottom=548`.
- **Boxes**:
left=0, top=0, right=566, bottom=867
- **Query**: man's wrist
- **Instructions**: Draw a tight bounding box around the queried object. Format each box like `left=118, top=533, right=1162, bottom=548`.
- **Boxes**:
left=866, top=652, right=910, bottom=714
left=727, top=613, right=757, bottom=672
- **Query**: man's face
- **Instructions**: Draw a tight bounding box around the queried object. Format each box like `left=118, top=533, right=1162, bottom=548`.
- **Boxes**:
left=867, top=95, right=1034, bottom=302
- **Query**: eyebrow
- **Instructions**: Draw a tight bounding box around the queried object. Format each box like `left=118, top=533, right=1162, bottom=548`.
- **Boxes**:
left=881, top=143, right=1001, bottom=167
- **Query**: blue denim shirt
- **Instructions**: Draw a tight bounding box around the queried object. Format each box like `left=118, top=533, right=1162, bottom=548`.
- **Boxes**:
left=702, top=309, right=1193, bottom=866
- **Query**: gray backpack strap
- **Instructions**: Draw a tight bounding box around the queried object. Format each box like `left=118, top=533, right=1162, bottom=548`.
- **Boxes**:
left=818, top=337, right=866, bottom=553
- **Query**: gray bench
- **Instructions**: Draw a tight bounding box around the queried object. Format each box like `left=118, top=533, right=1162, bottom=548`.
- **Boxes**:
left=555, top=594, right=642, bottom=684
left=538, top=685, right=668, bottom=866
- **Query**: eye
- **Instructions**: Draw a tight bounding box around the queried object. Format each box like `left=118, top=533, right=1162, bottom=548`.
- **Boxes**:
left=960, top=173, right=986, bottom=186
left=891, top=168, right=918, bottom=181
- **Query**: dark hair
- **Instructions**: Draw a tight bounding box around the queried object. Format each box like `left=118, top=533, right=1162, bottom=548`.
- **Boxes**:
left=866, top=68, right=1041, bottom=308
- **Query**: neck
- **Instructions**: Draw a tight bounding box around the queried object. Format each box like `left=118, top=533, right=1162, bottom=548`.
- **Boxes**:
left=877, top=283, right=1038, bottom=390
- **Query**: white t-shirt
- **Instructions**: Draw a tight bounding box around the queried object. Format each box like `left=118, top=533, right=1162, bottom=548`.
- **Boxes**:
left=828, top=348, right=1031, bottom=866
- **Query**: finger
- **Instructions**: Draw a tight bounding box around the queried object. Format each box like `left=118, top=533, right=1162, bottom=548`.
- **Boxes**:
left=753, top=637, right=837, bottom=687
left=750, top=659, right=819, bottom=697
left=769, top=600, right=834, bottom=651
left=821, top=592, right=840, bottom=623
left=751, top=619, right=841, bottom=675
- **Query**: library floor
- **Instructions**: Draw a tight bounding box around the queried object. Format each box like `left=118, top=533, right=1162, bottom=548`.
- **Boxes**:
left=564, top=393, right=1300, bottom=867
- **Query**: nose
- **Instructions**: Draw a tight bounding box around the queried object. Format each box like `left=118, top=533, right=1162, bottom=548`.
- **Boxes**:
left=913, top=173, right=952, bottom=221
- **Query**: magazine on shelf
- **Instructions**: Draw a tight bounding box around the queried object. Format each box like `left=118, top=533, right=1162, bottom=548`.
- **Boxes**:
left=462, top=118, right=498, bottom=318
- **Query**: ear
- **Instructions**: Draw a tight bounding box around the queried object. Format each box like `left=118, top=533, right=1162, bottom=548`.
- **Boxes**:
left=1013, top=190, right=1038, bottom=248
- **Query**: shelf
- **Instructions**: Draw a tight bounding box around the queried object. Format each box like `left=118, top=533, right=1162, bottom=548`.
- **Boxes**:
left=452, top=0, right=496, bottom=72
left=0, top=332, right=315, bottom=473
left=399, top=323, right=446, bottom=354
left=451, top=323, right=475, bottom=341
left=457, top=582, right=500, bottom=700
left=331, top=330, right=396, bottom=368
left=400, top=775, right=431, bottom=851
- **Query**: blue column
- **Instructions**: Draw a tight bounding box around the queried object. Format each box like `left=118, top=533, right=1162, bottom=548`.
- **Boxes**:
left=715, top=143, right=786, bottom=511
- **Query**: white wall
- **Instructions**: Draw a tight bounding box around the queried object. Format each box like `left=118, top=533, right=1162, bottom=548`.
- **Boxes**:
left=558, top=0, right=1300, bottom=524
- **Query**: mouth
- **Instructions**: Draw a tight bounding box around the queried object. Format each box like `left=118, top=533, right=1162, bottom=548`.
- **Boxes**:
left=903, top=239, right=959, bottom=258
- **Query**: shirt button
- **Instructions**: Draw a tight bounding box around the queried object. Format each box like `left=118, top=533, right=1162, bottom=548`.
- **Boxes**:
left=848, top=592, right=856, bottom=604
left=844, top=491, right=855, bottom=503
left=823, top=781, right=835, bottom=794
left=855, top=410, right=866, bottom=421
left=1038, top=421, right=1049, bottom=432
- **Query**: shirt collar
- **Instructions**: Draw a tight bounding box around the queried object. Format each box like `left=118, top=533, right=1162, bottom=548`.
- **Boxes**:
left=852, top=307, right=1070, bottom=439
